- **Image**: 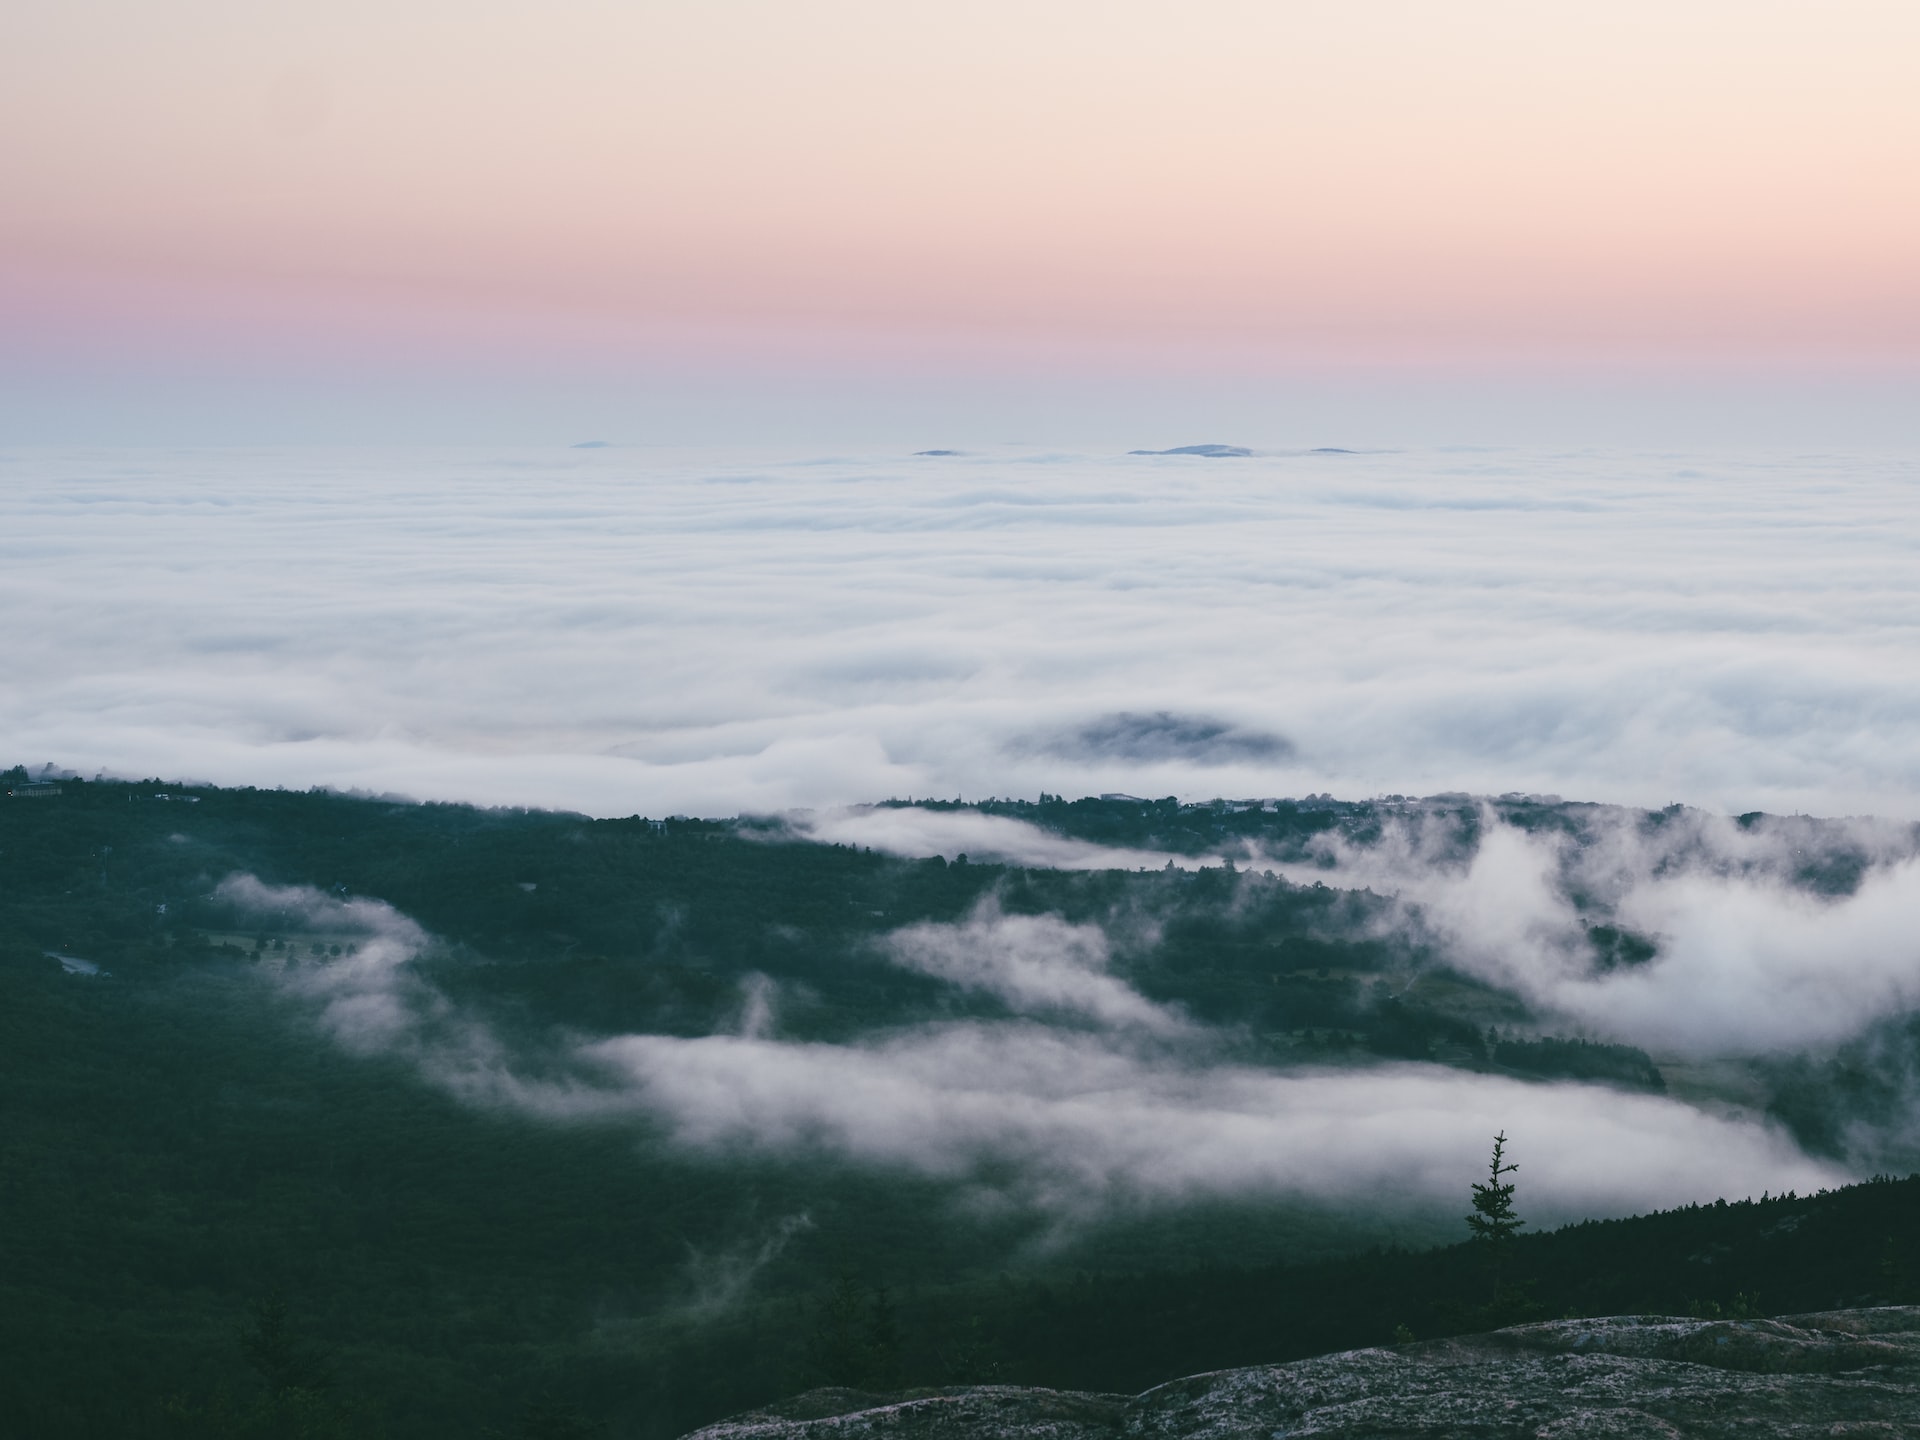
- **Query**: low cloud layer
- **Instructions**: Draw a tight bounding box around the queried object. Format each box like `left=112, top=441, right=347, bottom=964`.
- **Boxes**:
left=791, top=799, right=1920, bottom=1063
left=221, top=876, right=1845, bottom=1234
left=885, top=901, right=1188, bottom=1035
left=216, top=874, right=433, bottom=1054
left=576, top=1026, right=1835, bottom=1224
left=1276, top=805, right=1920, bottom=1057
left=788, top=806, right=1189, bottom=871
left=216, top=874, right=512, bottom=1093
left=8, top=444, right=1920, bottom=818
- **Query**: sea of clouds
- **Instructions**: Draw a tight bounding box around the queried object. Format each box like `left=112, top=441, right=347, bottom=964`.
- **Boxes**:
left=4, top=441, right=1919, bottom=819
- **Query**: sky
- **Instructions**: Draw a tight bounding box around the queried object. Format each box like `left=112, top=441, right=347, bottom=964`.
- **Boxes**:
left=2, top=0, right=1917, bottom=442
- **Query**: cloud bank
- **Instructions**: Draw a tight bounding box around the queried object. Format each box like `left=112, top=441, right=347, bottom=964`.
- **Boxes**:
left=574, top=1026, right=1834, bottom=1224
left=788, top=800, right=1920, bottom=1065
left=1276, top=804, right=1920, bottom=1057
left=6, top=443, right=1920, bottom=819
left=219, top=876, right=1844, bottom=1232
left=788, top=806, right=1189, bottom=871
left=884, top=901, right=1187, bottom=1035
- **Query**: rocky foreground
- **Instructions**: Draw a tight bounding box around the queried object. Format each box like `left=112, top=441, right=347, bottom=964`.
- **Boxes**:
left=681, top=1307, right=1920, bottom=1439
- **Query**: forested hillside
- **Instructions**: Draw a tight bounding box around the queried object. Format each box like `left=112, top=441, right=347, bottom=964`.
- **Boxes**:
left=3, top=775, right=1914, bottom=1438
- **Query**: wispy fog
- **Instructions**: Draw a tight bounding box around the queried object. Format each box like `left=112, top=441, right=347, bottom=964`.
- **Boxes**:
left=776, top=798, right=1920, bottom=1063
left=884, top=901, right=1188, bottom=1035
left=223, top=878, right=1843, bottom=1232
left=788, top=807, right=1188, bottom=871
left=677, top=1213, right=813, bottom=1320
left=1265, top=805, right=1920, bottom=1057
left=216, top=874, right=508, bottom=1091
left=6, top=443, right=1920, bottom=818
left=574, top=1027, right=1835, bottom=1225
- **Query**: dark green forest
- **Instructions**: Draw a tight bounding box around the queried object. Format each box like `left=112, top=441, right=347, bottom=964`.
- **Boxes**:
left=3, top=774, right=1916, bottom=1438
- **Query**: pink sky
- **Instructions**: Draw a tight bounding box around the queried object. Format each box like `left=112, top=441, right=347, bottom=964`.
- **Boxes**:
left=3, top=1, right=1916, bottom=437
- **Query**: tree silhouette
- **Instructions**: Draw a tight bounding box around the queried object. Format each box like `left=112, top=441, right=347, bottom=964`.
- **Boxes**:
left=239, top=1292, right=332, bottom=1396
left=1466, top=1132, right=1522, bottom=1243
left=1466, top=1132, right=1524, bottom=1304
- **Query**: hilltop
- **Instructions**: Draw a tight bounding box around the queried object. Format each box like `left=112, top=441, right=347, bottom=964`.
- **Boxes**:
left=684, top=1307, right=1920, bottom=1440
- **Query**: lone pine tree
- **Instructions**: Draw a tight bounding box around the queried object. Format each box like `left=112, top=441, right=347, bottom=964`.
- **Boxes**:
left=1467, top=1131, right=1524, bottom=1303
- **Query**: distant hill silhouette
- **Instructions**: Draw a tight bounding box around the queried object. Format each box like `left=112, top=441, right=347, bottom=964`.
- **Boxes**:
left=1129, top=444, right=1252, bottom=457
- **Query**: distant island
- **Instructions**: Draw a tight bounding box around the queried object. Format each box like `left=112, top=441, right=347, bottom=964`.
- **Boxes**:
left=570, top=440, right=612, bottom=449
left=1129, top=444, right=1253, bottom=457
left=913, top=449, right=963, bottom=456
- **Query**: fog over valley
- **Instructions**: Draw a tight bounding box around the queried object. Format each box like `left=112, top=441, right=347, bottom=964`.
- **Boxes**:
left=161, top=790, right=1920, bottom=1236
left=234, top=859, right=1843, bottom=1231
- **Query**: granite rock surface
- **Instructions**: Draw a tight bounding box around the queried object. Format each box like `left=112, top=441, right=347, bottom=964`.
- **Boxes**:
left=680, top=1307, right=1920, bottom=1440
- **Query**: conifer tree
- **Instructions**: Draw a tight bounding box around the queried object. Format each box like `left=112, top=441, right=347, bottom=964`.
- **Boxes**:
left=1466, top=1131, right=1522, bottom=1243
left=238, top=1292, right=331, bottom=1396
left=1466, top=1132, right=1524, bottom=1303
